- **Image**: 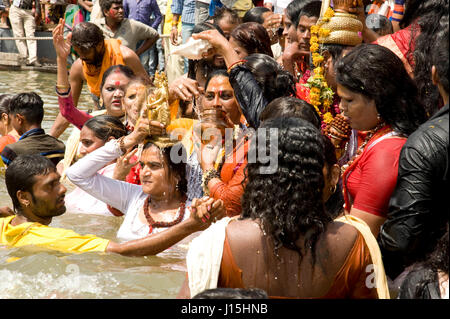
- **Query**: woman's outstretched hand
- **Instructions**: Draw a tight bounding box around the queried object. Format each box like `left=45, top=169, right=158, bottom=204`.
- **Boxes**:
left=53, top=18, right=72, bottom=60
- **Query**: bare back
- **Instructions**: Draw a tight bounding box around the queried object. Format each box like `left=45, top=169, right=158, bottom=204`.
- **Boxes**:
left=225, top=218, right=367, bottom=298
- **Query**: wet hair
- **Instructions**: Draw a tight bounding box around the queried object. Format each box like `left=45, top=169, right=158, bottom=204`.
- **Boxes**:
left=193, top=288, right=269, bottom=299
left=5, top=154, right=56, bottom=214
left=365, top=14, right=393, bottom=36
left=259, top=96, right=321, bottom=129
left=242, top=6, right=271, bottom=24
left=322, top=135, right=344, bottom=219
left=212, top=6, right=240, bottom=26
left=71, top=22, right=105, bottom=50
left=335, top=44, right=426, bottom=136
left=230, top=22, right=274, bottom=58
left=100, top=64, right=136, bottom=91
left=83, top=115, right=127, bottom=141
left=241, top=117, right=332, bottom=262
left=431, top=19, right=449, bottom=95
left=244, top=53, right=296, bottom=103
left=204, top=69, right=230, bottom=91
left=0, top=94, right=15, bottom=115
left=286, top=0, right=316, bottom=28
left=401, top=0, right=449, bottom=116
left=99, top=0, right=123, bottom=16
left=142, top=142, right=188, bottom=196
left=8, top=92, right=44, bottom=125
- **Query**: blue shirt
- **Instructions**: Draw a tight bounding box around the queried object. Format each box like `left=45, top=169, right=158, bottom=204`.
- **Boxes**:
left=171, top=0, right=195, bottom=24
left=123, top=0, right=162, bottom=29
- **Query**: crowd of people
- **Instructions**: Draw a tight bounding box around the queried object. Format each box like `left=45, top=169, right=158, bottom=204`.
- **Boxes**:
left=0, top=0, right=448, bottom=300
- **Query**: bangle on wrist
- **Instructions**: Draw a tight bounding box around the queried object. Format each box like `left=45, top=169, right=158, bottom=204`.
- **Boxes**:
left=227, top=60, right=246, bottom=73
left=202, top=168, right=220, bottom=195
left=55, top=84, right=71, bottom=95
left=117, top=136, right=127, bottom=155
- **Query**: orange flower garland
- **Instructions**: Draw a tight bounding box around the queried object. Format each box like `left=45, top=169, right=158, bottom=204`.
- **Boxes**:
left=303, top=7, right=336, bottom=125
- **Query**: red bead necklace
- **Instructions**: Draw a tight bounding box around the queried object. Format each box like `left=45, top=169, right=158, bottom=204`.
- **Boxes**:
left=143, top=195, right=187, bottom=233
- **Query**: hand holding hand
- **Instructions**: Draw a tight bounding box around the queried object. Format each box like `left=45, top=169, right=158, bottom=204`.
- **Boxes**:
left=190, top=197, right=225, bottom=230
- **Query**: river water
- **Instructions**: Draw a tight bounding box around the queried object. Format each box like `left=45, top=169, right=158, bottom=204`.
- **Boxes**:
left=0, top=70, right=186, bottom=299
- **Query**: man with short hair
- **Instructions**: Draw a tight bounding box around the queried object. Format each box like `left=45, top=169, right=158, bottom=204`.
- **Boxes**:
left=97, top=0, right=159, bottom=55
left=0, top=154, right=224, bottom=255
left=0, top=92, right=65, bottom=166
left=49, top=21, right=150, bottom=138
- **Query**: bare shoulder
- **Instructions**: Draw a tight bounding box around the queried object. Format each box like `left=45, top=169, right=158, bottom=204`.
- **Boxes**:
left=323, top=220, right=359, bottom=253
left=226, top=218, right=263, bottom=250
left=120, top=45, right=139, bottom=60
left=69, top=59, right=85, bottom=80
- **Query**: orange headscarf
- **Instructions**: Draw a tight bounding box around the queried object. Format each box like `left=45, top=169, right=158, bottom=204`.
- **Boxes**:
left=82, top=39, right=124, bottom=97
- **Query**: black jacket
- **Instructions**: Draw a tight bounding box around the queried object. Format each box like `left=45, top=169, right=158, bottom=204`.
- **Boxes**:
left=379, top=104, right=449, bottom=279
left=229, top=64, right=267, bottom=129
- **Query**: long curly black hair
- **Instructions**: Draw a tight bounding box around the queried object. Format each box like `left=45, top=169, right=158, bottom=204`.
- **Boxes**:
left=401, top=0, right=449, bottom=116
left=241, top=117, right=332, bottom=262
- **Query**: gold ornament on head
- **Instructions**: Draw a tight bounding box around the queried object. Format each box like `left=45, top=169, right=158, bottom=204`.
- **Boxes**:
left=135, top=71, right=176, bottom=149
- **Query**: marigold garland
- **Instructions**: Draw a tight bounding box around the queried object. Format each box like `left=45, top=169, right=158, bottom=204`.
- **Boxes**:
left=302, top=6, right=336, bottom=126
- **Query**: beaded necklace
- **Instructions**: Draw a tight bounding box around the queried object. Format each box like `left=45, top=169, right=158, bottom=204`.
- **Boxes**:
left=143, top=195, right=187, bottom=234
left=340, top=122, right=390, bottom=176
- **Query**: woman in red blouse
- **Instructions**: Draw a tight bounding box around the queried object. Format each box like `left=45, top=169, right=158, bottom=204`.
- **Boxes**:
left=335, top=44, right=427, bottom=237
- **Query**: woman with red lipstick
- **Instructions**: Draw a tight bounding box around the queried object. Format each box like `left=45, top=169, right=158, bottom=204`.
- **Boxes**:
left=335, top=44, right=426, bottom=237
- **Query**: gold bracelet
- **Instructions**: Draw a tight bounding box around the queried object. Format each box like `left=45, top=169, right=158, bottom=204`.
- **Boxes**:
left=117, top=136, right=127, bottom=154
left=56, top=84, right=70, bottom=90
left=201, top=168, right=220, bottom=195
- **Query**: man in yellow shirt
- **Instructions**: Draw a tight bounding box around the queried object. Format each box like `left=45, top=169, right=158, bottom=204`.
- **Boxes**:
left=0, top=154, right=224, bottom=255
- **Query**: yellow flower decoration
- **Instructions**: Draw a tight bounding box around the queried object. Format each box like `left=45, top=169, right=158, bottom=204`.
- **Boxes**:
left=323, top=112, right=334, bottom=124
left=310, top=43, right=319, bottom=53
left=319, top=28, right=331, bottom=38
left=302, top=5, right=336, bottom=127
left=324, top=7, right=335, bottom=19
left=310, top=25, right=320, bottom=34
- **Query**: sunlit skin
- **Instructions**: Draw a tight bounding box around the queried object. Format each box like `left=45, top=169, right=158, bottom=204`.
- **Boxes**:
left=296, top=16, right=318, bottom=56
left=78, top=126, right=107, bottom=158
left=202, top=76, right=241, bottom=125
left=282, top=14, right=297, bottom=43
left=229, top=37, right=248, bottom=59
left=101, top=72, right=130, bottom=117
left=12, top=171, right=67, bottom=226
left=337, top=84, right=379, bottom=131
left=137, top=145, right=182, bottom=224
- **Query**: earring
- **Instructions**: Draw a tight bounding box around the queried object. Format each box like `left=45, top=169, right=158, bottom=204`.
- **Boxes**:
left=330, top=185, right=337, bottom=194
